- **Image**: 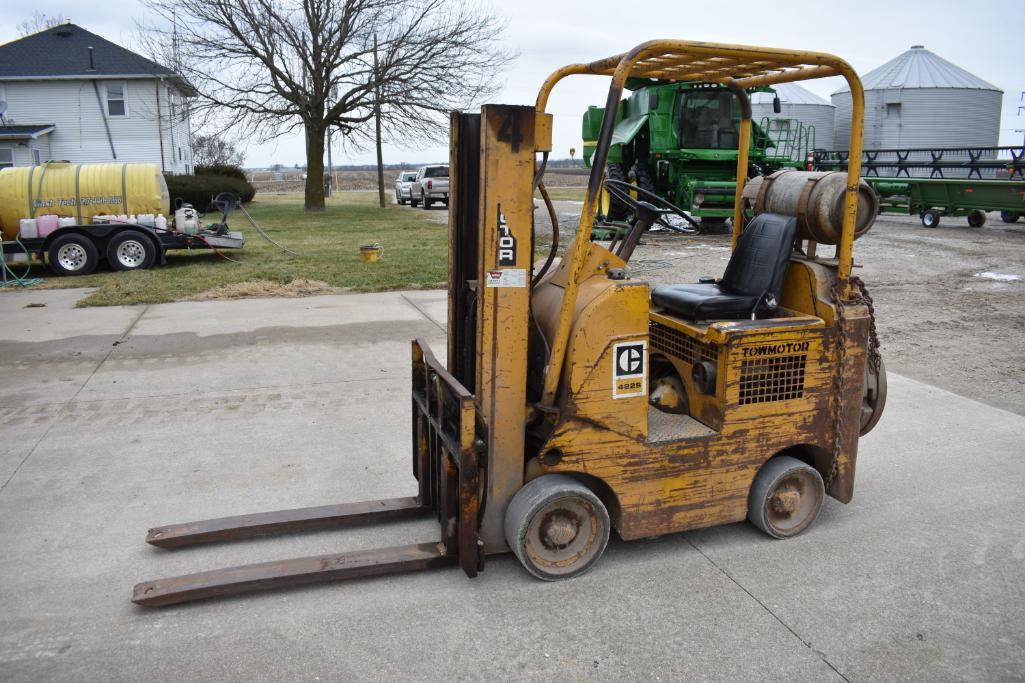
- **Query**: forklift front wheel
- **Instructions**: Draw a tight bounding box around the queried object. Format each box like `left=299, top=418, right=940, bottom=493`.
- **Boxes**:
left=748, top=456, right=824, bottom=539
left=505, top=474, right=610, bottom=581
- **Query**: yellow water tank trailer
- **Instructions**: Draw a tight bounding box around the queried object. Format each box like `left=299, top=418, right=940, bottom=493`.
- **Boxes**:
left=0, top=162, right=169, bottom=240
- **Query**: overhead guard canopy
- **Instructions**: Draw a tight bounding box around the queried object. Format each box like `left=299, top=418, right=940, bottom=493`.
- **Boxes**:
left=532, top=39, right=867, bottom=409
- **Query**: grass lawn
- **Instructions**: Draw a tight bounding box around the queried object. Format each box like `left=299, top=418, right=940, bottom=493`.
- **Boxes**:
left=536, top=186, right=585, bottom=202
left=17, top=192, right=448, bottom=307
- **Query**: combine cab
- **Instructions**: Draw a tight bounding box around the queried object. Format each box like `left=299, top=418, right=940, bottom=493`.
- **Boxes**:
left=582, top=81, right=814, bottom=230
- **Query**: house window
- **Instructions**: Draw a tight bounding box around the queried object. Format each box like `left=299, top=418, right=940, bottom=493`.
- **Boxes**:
left=0, top=148, right=13, bottom=169
left=105, top=82, right=127, bottom=117
left=32, top=149, right=41, bottom=166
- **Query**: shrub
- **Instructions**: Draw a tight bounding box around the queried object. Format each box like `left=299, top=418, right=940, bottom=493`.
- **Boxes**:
left=195, top=164, right=248, bottom=182
left=164, top=172, right=256, bottom=211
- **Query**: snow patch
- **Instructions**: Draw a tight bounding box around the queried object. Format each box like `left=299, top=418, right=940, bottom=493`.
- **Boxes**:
left=974, top=272, right=1022, bottom=282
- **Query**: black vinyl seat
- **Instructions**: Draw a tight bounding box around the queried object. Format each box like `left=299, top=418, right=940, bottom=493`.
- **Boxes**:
left=651, top=213, right=798, bottom=320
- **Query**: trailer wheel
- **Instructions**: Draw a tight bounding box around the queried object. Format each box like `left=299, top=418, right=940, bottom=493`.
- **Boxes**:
left=748, top=456, right=824, bottom=539
left=920, top=209, right=940, bottom=228
left=999, top=211, right=1020, bottom=224
left=967, top=210, right=987, bottom=228
left=505, top=474, right=610, bottom=581
left=107, top=230, right=156, bottom=271
left=48, top=234, right=99, bottom=276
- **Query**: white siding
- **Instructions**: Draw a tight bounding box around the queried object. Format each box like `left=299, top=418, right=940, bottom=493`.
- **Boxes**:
left=0, top=78, right=192, bottom=173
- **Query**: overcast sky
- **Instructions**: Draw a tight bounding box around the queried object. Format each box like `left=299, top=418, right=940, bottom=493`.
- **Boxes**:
left=2, top=0, right=1022, bottom=168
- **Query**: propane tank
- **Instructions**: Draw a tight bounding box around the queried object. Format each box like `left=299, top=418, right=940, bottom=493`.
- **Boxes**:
left=742, top=170, right=879, bottom=245
left=174, top=205, right=199, bottom=235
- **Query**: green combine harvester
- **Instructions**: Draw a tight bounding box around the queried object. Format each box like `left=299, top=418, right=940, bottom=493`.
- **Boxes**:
left=582, top=80, right=812, bottom=232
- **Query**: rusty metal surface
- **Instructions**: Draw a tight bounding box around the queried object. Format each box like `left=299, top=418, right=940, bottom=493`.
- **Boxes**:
left=132, top=542, right=456, bottom=608
left=145, top=497, right=428, bottom=548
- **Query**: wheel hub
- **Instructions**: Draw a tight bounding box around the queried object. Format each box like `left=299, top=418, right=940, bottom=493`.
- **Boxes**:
left=771, top=486, right=801, bottom=515
left=540, top=511, right=580, bottom=549
left=117, top=240, right=145, bottom=267
left=57, top=244, right=87, bottom=271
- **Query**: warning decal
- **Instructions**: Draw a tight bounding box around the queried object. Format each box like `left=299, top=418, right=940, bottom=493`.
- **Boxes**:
left=612, top=340, right=647, bottom=399
left=485, top=269, right=527, bottom=288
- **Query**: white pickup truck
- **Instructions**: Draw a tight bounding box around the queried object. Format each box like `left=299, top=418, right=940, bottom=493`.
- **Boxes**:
left=410, top=165, right=449, bottom=209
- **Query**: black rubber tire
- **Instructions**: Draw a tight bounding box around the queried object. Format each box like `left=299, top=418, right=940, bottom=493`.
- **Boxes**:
left=632, top=160, right=656, bottom=195
left=410, top=194, right=419, bottom=207
left=699, top=219, right=732, bottom=235
left=748, top=455, right=824, bottom=539
left=920, top=209, right=940, bottom=228
left=967, top=210, right=986, bottom=228
left=395, top=190, right=405, bottom=205
left=999, top=211, right=1020, bottom=224
left=505, top=474, right=610, bottom=581
left=604, top=162, right=630, bottom=220
left=48, top=233, right=99, bottom=276
left=421, top=192, right=432, bottom=210
left=106, top=230, right=157, bottom=271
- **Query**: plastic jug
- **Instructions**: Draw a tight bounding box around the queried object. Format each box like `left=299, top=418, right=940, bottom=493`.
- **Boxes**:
left=18, top=218, right=38, bottom=239
left=137, top=214, right=155, bottom=227
left=155, top=214, right=168, bottom=231
left=58, top=217, right=76, bottom=228
left=37, top=214, right=60, bottom=238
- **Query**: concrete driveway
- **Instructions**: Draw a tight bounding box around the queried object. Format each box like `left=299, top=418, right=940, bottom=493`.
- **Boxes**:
left=0, top=288, right=1022, bottom=681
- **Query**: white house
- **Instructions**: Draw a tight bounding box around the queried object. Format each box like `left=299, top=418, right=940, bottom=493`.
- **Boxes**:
left=0, top=23, right=194, bottom=173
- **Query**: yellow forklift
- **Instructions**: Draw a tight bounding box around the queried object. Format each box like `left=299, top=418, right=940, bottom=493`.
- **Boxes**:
left=133, top=39, right=885, bottom=606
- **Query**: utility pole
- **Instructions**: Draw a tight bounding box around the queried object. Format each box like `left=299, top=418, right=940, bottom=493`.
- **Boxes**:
left=374, top=33, right=385, bottom=208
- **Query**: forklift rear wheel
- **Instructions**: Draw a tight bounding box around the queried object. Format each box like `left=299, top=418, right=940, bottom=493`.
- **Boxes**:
left=920, top=210, right=940, bottom=228
left=967, top=210, right=986, bottom=228
left=1000, top=211, right=1020, bottom=224
left=48, top=233, right=99, bottom=276
left=107, top=230, right=156, bottom=271
left=748, top=456, right=824, bottom=539
left=505, top=474, right=610, bottom=580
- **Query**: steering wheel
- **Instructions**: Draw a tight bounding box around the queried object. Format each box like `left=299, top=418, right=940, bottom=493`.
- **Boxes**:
left=603, top=179, right=701, bottom=233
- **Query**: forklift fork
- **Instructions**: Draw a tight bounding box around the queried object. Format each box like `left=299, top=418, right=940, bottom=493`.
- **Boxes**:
left=132, top=340, right=484, bottom=607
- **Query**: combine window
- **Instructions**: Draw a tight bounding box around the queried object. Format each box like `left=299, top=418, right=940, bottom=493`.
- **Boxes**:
left=675, top=91, right=738, bottom=149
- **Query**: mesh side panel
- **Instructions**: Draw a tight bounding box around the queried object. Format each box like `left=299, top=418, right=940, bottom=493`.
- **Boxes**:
left=649, top=321, right=718, bottom=364
left=739, top=354, right=807, bottom=404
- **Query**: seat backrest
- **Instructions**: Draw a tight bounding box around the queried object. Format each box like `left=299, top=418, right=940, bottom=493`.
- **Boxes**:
left=719, top=213, right=798, bottom=298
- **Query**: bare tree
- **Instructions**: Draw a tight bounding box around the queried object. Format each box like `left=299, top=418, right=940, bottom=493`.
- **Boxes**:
left=18, top=10, right=70, bottom=36
left=141, top=0, right=512, bottom=212
left=193, top=133, right=246, bottom=167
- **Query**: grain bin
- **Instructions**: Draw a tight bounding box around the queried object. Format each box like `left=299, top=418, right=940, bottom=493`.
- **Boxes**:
left=831, top=46, right=1002, bottom=169
left=751, top=82, right=835, bottom=152
left=0, top=162, right=169, bottom=240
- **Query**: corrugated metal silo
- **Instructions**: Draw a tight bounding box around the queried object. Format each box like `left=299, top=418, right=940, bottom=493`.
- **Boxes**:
left=831, top=45, right=1002, bottom=176
left=751, top=82, right=835, bottom=152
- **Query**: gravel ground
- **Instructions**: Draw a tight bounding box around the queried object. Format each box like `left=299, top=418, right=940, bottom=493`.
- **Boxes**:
left=417, top=195, right=1025, bottom=415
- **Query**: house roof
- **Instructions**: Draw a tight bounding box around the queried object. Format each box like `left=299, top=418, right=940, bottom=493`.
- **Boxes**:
left=0, top=23, right=195, bottom=94
left=0, top=124, right=56, bottom=140
left=751, top=82, right=834, bottom=107
left=834, top=45, right=1000, bottom=94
